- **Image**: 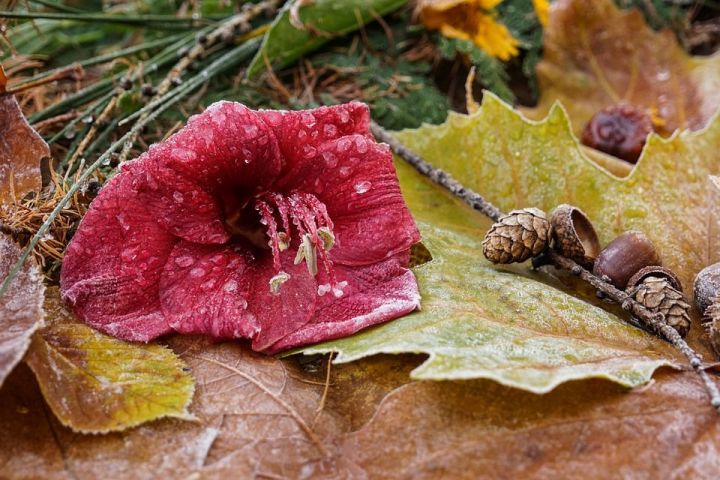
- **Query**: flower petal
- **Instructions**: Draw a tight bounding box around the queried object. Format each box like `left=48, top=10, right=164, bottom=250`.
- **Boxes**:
left=248, top=249, right=318, bottom=352
left=60, top=175, right=175, bottom=342
left=265, top=102, right=371, bottom=191
left=262, top=250, right=420, bottom=353
left=153, top=101, right=284, bottom=191
left=159, top=242, right=259, bottom=339
left=278, top=134, right=420, bottom=265
left=122, top=157, right=228, bottom=244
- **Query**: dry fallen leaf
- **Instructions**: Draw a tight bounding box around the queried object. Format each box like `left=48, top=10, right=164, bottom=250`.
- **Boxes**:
left=339, top=370, right=720, bottom=478
left=0, top=66, right=49, bottom=206
left=24, top=288, right=195, bottom=434
left=526, top=0, right=720, bottom=136
left=0, top=234, right=44, bottom=388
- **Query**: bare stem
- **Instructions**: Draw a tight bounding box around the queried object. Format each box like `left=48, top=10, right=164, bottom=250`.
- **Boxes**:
left=371, top=121, right=720, bottom=413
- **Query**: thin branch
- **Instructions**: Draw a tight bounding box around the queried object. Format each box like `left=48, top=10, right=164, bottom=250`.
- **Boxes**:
left=371, top=121, right=720, bottom=413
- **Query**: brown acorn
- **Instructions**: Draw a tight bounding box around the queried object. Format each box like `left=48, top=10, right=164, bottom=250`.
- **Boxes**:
left=550, top=204, right=601, bottom=269
left=581, top=104, right=653, bottom=164
left=701, top=299, right=720, bottom=358
left=627, top=267, right=690, bottom=338
left=693, top=263, right=720, bottom=314
left=482, top=208, right=551, bottom=264
left=593, top=231, right=661, bottom=289
left=694, top=263, right=720, bottom=357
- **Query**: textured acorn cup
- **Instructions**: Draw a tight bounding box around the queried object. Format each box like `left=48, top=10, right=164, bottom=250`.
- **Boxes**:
left=627, top=266, right=683, bottom=292
left=627, top=267, right=690, bottom=338
left=550, top=204, right=601, bottom=269
left=693, top=262, right=720, bottom=314
left=592, top=231, right=661, bottom=289
left=482, top=208, right=552, bottom=264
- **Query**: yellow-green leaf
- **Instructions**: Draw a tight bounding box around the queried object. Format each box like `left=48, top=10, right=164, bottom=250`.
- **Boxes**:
left=526, top=0, right=720, bottom=136
left=25, top=288, right=195, bottom=433
left=300, top=91, right=720, bottom=393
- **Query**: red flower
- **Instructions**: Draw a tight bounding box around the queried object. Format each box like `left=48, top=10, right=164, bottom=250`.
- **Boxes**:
left=60, top=102, right=421, bottom=353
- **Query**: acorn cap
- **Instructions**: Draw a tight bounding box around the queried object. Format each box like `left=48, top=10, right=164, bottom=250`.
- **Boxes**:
left=550, top=204, right=601, bottom=269
left=694, top=262, right=720, bottom=314
left=627, top=266, right=683, bottom=292
left=592, top=230, right=661, bottom=289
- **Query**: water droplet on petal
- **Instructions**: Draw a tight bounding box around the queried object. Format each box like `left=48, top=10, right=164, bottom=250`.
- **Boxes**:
left=324, top=124, right=338, bottom=137
left=354, top=181, right=371, bottom=194
left=175, top=255, right=195, bottom=267
left=223, top=280, right=238, bottom=293
left=322, top=151, right=337, bottom=167
left=337, top=138, right=351, bottom=152
left=355, top=137, right=369, bottom=153
left=173, top=191, right=184, bottom=203
left=339, top=166, right=352, bottom=178
left=317, top=283, right=331, bottom=296
left=243, top=123, right=258, bottom=138
left=303, top=145, right=317, bottom=159
left=190, top=267, right=206, bottom=278
left=301, top=112, right=316, bottom=128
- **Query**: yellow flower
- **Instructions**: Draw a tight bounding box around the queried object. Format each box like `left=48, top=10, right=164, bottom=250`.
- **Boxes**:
left=419, top=0, right=520, bottom=61
left=532, top=0, right=550, bottom=27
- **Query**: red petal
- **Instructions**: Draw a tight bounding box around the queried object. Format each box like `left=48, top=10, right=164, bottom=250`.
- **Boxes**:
left=60, top=174, right=175, bottom=341
left=247, top=249, right=318, bottom=351
left=159, top=241, right=258, bottom=338
left=123, top=157, right=228, bottom=244
left=152, top=101, right=283, bottom=191
left=265, top=102, right=371, bottom=191
left=278, top=134, right=420, bottom=265
left=262, top=250, right=420, bottom=353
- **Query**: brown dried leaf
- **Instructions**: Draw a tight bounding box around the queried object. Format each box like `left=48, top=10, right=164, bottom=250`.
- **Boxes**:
left=526, top=0, right=720, bottom=136
left=0, top=74, right=49, bottom=206
left=340, top=370, right=720, bottom=478
left=0, top=337, right=403, bottom=478
left=0, top=233, right=44, bottom=388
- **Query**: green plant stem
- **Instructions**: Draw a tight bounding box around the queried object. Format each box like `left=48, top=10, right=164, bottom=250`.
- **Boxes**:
left=28, top=0, right=84, bottom=13
left=0, top=10, right=216, bottom=28
left=371, top=120, right=720, bottom=414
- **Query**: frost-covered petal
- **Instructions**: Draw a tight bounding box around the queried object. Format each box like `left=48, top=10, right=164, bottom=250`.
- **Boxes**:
left=266, top=102, right=371, bottom=191
left=159, top=242, right=258, bottom=339
left=248, top=250, right=318, bottom=352
left=60, top=174, right=175, bottom=342
left=278, top=134, right=420, bottom=265
left=262, top=250, right=420, bottom=353
left=122, top=157, right=228, bottom=244
left=153, top=101, right=284, bottom=191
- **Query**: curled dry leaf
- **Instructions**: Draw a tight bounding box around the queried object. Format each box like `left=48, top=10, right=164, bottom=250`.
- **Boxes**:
left=303, top=90, right=720, bottom=390
left=0, top=67, right=49, bottom=206
left=0, top=234, right=44, bottom=387
left=526, top=0, right=720, bottom=137
left=24, top=288, right=195, bottom=434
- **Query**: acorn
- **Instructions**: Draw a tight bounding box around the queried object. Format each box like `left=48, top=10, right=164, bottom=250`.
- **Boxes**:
left=627, top=267, right=691, bottom=338
left=482, top=208, right=552, bottom=264
left=550, top=204, right=601, bottom=269
left=592, top=231, right=661, bottom=289
left=581, top=104, right=653, bottom=164
left=693, top=263, right=720, bottom=314
left=693, top=263, right=720, bottom=357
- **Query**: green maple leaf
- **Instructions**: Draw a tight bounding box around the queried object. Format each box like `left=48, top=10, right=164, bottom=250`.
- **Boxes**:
left=300, top=91, right=720, bottom=393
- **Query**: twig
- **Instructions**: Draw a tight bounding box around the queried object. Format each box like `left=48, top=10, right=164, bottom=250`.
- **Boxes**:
left=116, top=0, right=280, bottom=163
left=370, top=121, right=720, bottom=413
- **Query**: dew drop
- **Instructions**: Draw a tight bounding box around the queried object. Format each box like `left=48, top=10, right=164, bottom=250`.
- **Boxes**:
left=243, top=123, right=259, bottom=138
left=317, top=284, right=332, bottom=296
left=322, top=151, right=338, bottom=167
left=175, top=256, right=195, bottom=267
left=332, top=281, right=348, bottom=298
left=338, top=109, right=350, bottom=123
left=337, top=138, right=351, bottom=152
left=116, top=213, right=130, bottom=231
left=355, top=137, right=369, bottom=153
left=190, top=267, right=206, bottom=278
left=302, top=145, right=317, bottom=159
left=354, top=181, right=371, bottom=194
left=263, top=111, right=283, bottom=126
left=173, top=191, right=184, bottom=203
left=300, top=112, right=316, bottom=128
left=323, top=124, right=338, bottom=137
left=224, top=280, right=238, bottom=293
left=201, top=279, right=215, bottom=290
left=120, top=248, right=136, bottom=262
left=338, top=166, right=352, bottom=178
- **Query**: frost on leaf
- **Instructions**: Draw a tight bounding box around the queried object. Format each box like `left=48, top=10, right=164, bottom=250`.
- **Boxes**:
left=24, top=287, right=194, bottom=434
left=60, top=101, right=421, bottom=353
left=526, top=0, right=720, bottom=136
left=300, top=93, right=703, bottom=394
left=0, top=66, right=50, bottom=206
left=0, top=233, right=44, bottom=387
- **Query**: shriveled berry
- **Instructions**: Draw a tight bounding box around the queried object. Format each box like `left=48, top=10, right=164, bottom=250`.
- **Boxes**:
left=581, top=104, right=652, bottom=164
